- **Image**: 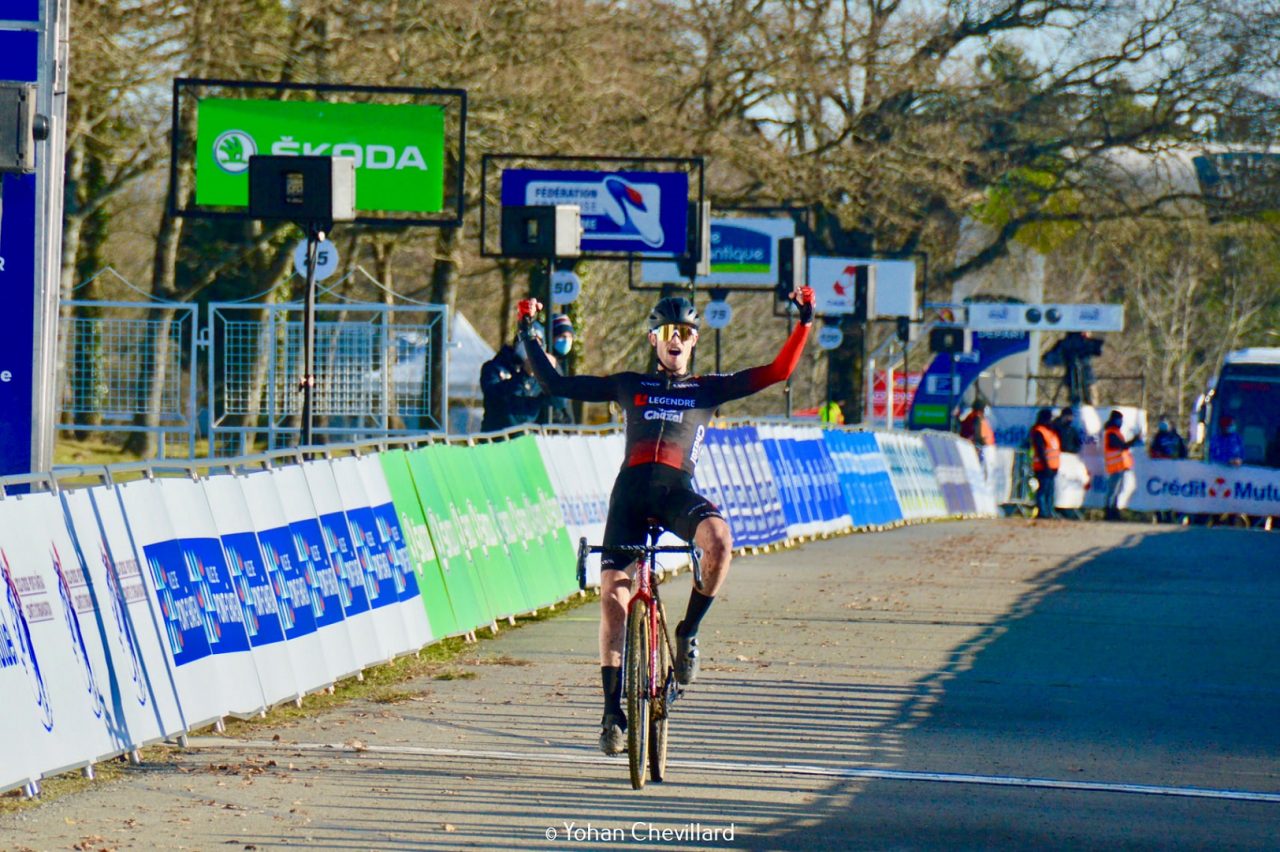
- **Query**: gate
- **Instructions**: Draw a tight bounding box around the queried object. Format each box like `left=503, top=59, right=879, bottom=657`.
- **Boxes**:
left=207, top=299, right=448, bottom=457
left=58, top=298, right=199, bottom=458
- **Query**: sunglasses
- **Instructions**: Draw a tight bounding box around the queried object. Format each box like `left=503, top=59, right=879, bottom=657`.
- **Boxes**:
left=654, top=324, right=697, bottom=343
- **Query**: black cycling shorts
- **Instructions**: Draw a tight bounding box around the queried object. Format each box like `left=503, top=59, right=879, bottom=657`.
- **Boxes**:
left=600, top=463, right=724, bottom=572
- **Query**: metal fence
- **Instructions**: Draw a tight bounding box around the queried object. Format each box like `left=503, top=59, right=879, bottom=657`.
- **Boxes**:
left=206, top=299, right=448, bottom=458
left=58, top=299, right=199, bottom=458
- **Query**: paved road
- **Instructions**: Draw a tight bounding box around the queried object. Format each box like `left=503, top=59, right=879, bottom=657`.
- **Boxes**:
left=3, top=519, right=1279, bottom=851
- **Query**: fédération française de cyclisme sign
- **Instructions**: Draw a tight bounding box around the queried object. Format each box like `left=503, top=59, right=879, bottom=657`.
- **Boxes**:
left=501, top=169, right=690, bottom=255
left=195, top=98, right=446, bottom=212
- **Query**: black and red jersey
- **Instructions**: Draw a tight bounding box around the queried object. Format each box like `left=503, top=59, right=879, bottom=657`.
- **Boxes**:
left=526, top=323, right=810, bottom=475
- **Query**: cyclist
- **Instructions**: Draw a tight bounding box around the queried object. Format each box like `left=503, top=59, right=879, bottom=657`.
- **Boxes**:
left=516, top=287, right=817, bottom=754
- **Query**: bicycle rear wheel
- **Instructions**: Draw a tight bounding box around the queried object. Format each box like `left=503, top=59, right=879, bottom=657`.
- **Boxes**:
left=649, top=603, right=670, bottom=782
left=625, top=599, right=650, bottom=790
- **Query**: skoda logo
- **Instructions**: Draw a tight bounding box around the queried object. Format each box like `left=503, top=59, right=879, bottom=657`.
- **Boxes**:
left=212, top=129, right=257, bottom=174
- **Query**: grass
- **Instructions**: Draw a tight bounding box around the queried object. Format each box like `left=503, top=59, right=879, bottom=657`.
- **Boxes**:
left=0, top=590, right=596, bottom=815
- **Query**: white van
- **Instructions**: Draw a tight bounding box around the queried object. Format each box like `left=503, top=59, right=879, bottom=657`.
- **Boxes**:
left=1193, top=348, right=1280, bottom=468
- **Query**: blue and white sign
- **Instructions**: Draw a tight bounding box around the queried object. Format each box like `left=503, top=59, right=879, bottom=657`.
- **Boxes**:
left=293, top=238, right=339, bottom=281
left=0, top=25, right=38, bottom=478
left=967, top=302, right=1124, bottom=333
left=550, top=269, right=581, bottom=304
left=502, top=169, right=689, bottom=255
left=817, top=325, right=844, bottom=350
left=641, top=217, right=795, bottom=286
left=704, top=300, right=732, bottom=329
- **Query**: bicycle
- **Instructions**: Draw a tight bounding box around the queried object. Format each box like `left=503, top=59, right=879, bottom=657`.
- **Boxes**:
left=577, top=523, right=702, bottom=789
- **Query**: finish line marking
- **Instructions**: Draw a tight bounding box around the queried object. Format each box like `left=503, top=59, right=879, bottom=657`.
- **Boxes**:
left=184, top=737, right=1280, bottom=804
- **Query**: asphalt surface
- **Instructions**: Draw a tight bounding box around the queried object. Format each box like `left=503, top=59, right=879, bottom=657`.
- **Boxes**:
left=2, top=518, right=1278, bottom=851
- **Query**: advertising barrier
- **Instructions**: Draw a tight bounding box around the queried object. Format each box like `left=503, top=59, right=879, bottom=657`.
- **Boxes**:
left=2, top=421, right=1008, bottom=795
left=1121, top=457, right=1280, bottom=517
left=874, top=432, right=947, bottom=521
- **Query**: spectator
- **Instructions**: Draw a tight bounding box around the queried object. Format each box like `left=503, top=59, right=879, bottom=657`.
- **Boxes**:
left=480, top=323, right=547, bottom=432
left=1044, top=331, right=1102, bottom=405
left=1029, top=407, right=1060, bottom=519
left=542, top=314, right=577, bottom=425
left=1103, top=409, right=1141, bottom=521
left=819, top=400, right=845, bottom=425
left=959, top=400, right=995, bottom=462
left=1208, top=416, right=1244, bottom=467
left=1148, top=415, right=1188, bottom=460
left=1051, top=406, right=1083, bottom=454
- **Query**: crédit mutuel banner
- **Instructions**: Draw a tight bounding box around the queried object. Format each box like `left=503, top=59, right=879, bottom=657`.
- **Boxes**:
left=195, top=98, right=446, bottom=212
left=1123, top=458, right=1280, bottom=516
left=641, top=217, right=795, bottom=286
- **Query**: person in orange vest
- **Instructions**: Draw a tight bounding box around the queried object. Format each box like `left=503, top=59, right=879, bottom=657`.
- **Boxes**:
left=959, top=400, right=996, bottom=463
left=1103, top=409, right=1143, bottom=521
left=1029, top=407, right=1061, bottom=519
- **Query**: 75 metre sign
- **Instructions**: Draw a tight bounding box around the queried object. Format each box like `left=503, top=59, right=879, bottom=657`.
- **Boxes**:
left=195, top=98, right=446, bottom=213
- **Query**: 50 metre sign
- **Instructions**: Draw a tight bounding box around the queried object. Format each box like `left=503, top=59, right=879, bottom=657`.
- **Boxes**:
left=196, top=98, right=445, bottom=212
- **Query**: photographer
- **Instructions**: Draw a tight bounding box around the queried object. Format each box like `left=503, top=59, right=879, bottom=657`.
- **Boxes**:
left=1044, top=332, right=1102, bottom=406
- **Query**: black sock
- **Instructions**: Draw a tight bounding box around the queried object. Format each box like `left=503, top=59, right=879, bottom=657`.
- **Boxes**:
left=601, top=666, right=622, bottom=718
left=678, top=589, right=715, bottom=637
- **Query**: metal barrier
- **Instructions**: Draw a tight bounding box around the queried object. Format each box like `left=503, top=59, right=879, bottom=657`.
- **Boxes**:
left=58, top=298, right=199, bottom=458
left=206, top=300, right=448, bottom=457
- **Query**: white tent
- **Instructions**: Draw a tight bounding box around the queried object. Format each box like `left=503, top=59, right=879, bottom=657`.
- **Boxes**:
left=448, top=311, right=496, bottom=401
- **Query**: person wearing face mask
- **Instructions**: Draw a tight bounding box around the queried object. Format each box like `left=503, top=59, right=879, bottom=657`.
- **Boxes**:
left=1209, top=416, right=1244, bottom=467
left=540, top=314, right=577, bottom=425
left=479, top=323, right=548, bottom=433
left=1148, top=415, right=1188, bottom=460
left=517, top=288, right=816, bottom=755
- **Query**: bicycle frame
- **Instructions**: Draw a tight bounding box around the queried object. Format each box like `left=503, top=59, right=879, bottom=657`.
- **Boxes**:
left=577, top=530, right=702, bottom=708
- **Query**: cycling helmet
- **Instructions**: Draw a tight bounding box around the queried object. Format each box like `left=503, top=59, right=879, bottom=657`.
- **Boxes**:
left=647, top=296, right=699, bottom=331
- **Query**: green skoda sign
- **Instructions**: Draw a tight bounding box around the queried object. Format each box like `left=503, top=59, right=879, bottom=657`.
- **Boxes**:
left=195, top=98, right=446, bottom=212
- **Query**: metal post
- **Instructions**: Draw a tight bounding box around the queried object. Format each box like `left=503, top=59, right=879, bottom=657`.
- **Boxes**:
left=299, top=225, right=323, bottom=447
left=784, top=310, right=793, bottom=419
left=947, top=353, right=958, bottom=432
left=715, top=328, right=721, bottom=374
left=886, top=343, right=895, bottom=431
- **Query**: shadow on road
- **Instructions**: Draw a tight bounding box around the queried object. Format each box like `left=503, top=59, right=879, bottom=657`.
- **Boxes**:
left=761, top=525, right=1280, bottom=849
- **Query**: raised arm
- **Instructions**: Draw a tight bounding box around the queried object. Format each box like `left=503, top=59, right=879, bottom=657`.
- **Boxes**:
left=519, top=298, right=618, bottom=403
left=701, top=286, right=815, bottom=406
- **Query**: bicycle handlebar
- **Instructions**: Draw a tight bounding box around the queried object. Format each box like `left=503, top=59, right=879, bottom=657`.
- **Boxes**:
left=575, top=537, right=703, bottom=592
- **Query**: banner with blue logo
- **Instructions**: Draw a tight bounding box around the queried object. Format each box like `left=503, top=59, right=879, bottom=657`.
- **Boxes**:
left=199, top=475, right=304, bottom=708
left=501, top=168, right=689, bottom=255
left=329, top=457, right=417, bottom=656
left=640, top=217, right=795, bottom=287
left=300, top=460, right=389, bottom=668
left=153, top=479, right=265, bottom=719
left=0, top=492, right=126, bottom=784
left=61, top=487, right=187, bottom=749
left=354, top=455, right=434, bottom=649
left=921, top=431, right=978, bottom=516
left=235, top=471, right=334, bottom=696
left=271, top=465, right=363, bottom=681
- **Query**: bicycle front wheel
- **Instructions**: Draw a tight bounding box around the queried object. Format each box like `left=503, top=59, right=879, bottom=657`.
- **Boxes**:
left=649, top=603, right=670, bottom=782
left=625, top=599, right=650, bottom=790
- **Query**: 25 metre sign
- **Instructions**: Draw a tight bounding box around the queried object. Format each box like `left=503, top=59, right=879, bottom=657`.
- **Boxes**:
left=195, top=98, right=446, bottom=212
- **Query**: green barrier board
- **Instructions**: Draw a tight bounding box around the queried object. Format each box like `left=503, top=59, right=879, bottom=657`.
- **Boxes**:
left=379, top=449, right=459, bottom=638
left=404, top=445, right=490, bottom=633
left=510, top=436, right=578, bottom=599
left=473, top=442, right=543, bottom=611
left=443, top=444, right=526, bottom=619
left=482, top=440, right=561, bottom=610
